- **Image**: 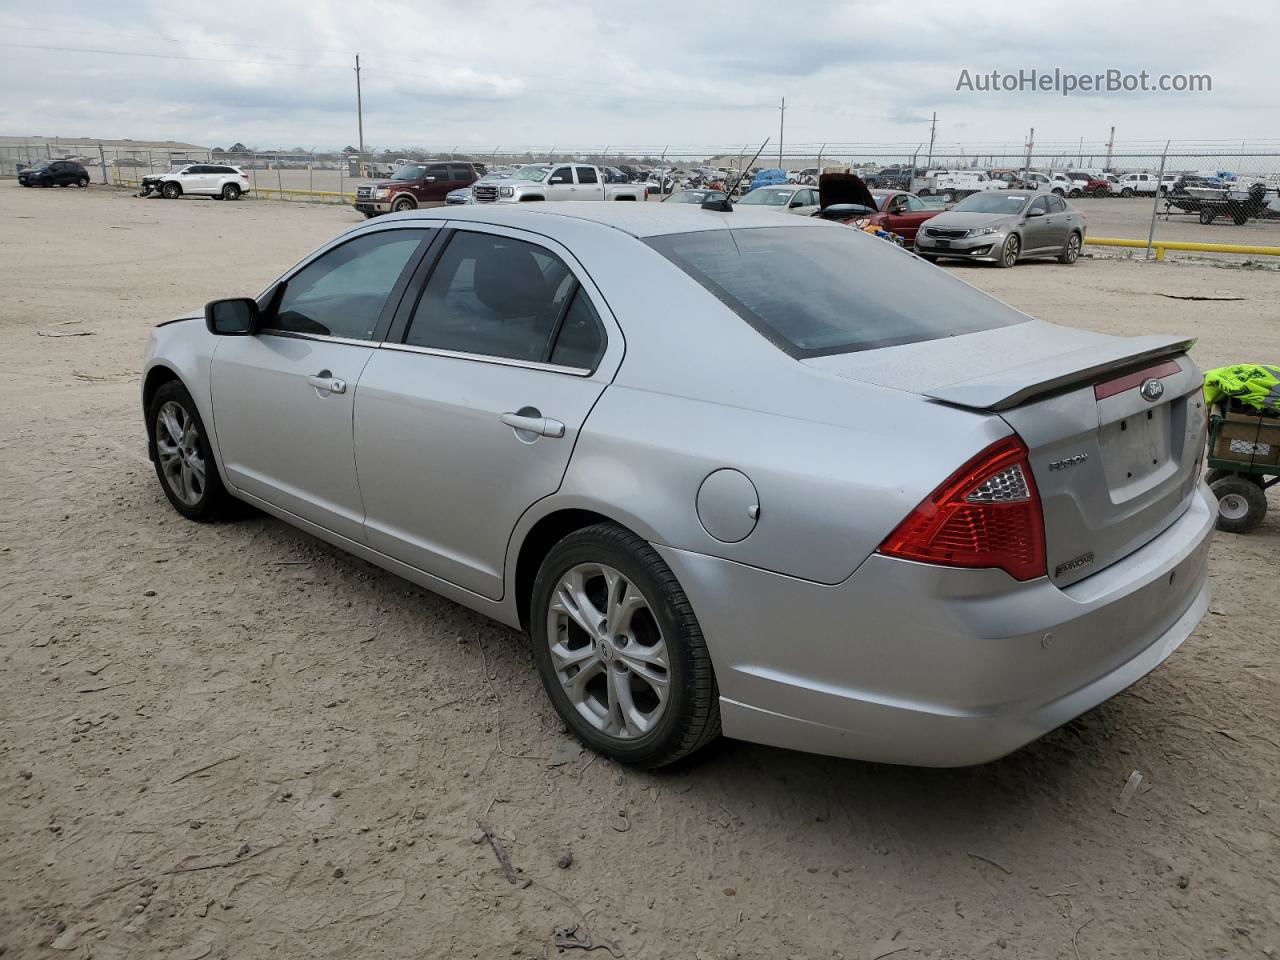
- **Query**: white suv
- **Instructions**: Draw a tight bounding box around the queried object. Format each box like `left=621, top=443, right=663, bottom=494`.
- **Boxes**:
left=138, top=164, right=252, bottom=201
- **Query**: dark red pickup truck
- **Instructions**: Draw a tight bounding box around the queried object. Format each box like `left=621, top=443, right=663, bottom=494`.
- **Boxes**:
left=354, top=160, right=486, bottom=217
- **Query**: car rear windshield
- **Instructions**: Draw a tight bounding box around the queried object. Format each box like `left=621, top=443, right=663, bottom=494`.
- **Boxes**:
left=645, top=226, right=1027, bottom=357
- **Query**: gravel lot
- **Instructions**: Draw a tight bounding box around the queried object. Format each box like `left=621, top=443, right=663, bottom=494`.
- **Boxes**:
left=2, top=185, right=1278, bottom=960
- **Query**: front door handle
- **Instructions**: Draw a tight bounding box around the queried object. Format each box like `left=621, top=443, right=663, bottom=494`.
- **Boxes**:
left=307, top=371, right=347, bottom=394
left=500, top=411, right=565, bottom=439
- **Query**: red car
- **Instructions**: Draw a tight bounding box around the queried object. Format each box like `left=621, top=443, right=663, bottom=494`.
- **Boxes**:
left=813, top=174, right=942, bottom=248
left=867, top=190, right=943, bottom=245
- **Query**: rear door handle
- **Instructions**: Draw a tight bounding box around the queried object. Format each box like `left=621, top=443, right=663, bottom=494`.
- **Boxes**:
left=307, top=371, right=347, bottom=394
left=500, top=412, right=565, bottom=438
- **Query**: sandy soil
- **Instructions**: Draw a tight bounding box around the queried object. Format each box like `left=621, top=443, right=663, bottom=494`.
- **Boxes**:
left=2, top=185, right=1279, bottom=960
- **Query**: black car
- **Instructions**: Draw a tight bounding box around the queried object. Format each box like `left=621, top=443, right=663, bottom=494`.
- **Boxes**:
left=18, top=160, right=91, bottom=188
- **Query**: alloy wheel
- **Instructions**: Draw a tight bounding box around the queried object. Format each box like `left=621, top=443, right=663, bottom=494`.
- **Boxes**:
left=1003, top=235, right=1020, bottom=266
left=155, top=401, right=206, bottom=506
left=1065, top=234, right=1081, bottom=262
left=546, top=562, right=670, bottom=740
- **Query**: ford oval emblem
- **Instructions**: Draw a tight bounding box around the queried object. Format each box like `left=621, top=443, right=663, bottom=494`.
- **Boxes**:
left=1140, top=378, right=1165, bottom=402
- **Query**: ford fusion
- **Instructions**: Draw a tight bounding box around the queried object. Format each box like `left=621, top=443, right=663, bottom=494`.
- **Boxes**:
left=142, top=203, right=1213, bottom=768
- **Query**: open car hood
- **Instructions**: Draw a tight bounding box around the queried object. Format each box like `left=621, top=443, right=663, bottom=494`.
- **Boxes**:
left=819, top=173, right=877, bottom=211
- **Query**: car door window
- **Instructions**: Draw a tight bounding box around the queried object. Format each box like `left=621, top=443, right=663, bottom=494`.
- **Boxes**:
left=404, top=230, right=577, bottom=363
left=425, top=164, right=449, bottom=183
left=548, top=167, right=574, bottom=185
left=1028, top=196, right=1049, bottom=215
left=905, top=195, right=928, bottom=212
left=271, top=230, right=426, bottom=340
left=449, top=164, right=472, bottom=181
left=548, top=288, right=607, bottom=370
left=1049, top=195, right=1067, bottom=213
left=575, top=166, right=599, bottom=184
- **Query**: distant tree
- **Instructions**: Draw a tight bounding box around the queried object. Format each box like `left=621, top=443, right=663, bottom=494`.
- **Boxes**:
left=211, top=147, right=225, bottom=155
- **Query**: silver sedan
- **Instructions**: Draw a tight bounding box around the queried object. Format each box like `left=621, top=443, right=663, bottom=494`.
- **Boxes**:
left=143, top=203, right=1212, bottom=768
left=914, top=191, right=1086, bottom=266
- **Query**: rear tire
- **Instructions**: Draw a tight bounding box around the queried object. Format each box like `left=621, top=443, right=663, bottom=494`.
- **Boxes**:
left=222, top=183, right=241, bottom=201
left=1199, top=208, right=1216, bottom=225
left=998, top=233, right=1020, bottom=268
left=1210, top=476, right=1267, bottom=534
left=362, top=211, right=378, bottom=219
left=147, top=381, right=234, bottom=522
left=1058, top=232, right=1082, bottom=264
left=529, top=523, right=720, bottom=768
left=161, top=182, right=181, bottom=200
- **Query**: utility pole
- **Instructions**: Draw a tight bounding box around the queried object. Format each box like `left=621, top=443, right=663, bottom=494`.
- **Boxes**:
left=778, top=97, right=786, bottom=168
left=354, top=54, right=365, bottom=154
left=926, top=111, right=937, bottom=168
left=1105, top=125, right=1115, bottom=171
left=1024, top=127, right=1034, bottom=172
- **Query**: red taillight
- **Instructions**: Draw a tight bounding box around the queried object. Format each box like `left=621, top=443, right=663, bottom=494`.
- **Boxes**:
left=878, top=436, right=1046, bottom=581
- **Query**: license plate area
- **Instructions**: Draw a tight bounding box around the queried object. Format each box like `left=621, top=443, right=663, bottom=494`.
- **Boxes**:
left=1099, top=404, right=1176, bottom=498
left=935, top=238, right=951, bottom=248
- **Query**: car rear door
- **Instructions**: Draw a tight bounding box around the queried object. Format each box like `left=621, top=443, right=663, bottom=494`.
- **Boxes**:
left=210, top=225, right=435, bottom=542
left=353, top=223, right=621, bottom=600
left=574, top=166, right=605, bottom=199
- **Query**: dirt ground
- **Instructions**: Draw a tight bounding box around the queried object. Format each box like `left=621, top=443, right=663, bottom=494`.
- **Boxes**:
left=2, top=185, right=1278, bottom=960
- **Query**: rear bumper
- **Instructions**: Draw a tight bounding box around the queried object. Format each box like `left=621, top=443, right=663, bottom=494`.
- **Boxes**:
left=657, top=482, right=1215, bottom=766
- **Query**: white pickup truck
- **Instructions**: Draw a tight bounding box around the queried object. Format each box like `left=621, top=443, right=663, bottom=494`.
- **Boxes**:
left=915, top=169, right=1009, bottom=201
left=471, top=163, right=645, bottom=203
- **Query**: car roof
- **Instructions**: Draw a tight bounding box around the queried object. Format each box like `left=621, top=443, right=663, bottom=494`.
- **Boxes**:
left=376, top=201, right=833, bottom=239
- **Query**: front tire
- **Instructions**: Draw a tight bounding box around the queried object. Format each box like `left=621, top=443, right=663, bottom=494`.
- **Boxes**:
left=998, top=233, right=1020, bottom=267
left=391, top=196, right=415, bottom=213
left=147, top=381, right=233, bottom=522
left=77, top=176, right=89, bottom=188
left=1210, top=476, right=1267, bottom=534
left=1121, top=187, right=1134, bottom=198
left=529, top=523, right=720, bottom=768
left=161, top=182, right=181, bottom=200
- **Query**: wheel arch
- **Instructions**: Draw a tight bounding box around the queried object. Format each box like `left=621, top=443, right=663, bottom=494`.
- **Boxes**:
left=512, top=507, right=644, bottom=632
left=142, top=363, right=183, bottom=423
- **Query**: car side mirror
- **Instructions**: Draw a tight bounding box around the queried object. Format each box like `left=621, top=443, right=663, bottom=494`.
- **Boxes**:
left=1027, top=208, right=1045, bottom=218
left=205, top=297, right=259, bottom=336
left=789, top=199, right=804, bottom=208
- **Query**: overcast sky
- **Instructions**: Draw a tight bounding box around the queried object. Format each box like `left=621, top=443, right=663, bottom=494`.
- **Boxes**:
left=1, top=0, right=1274, bottom=158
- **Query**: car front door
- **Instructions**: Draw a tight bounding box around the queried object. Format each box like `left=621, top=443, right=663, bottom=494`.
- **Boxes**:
left=1021, top=195, right=1052, bottom=250
left=354, top=224, right=620, bottom=600
left=545, top=166, right=577, bottom=200
left=891, top=194, right=935, bottom=243
left=210, top=226, right=434, bottom=542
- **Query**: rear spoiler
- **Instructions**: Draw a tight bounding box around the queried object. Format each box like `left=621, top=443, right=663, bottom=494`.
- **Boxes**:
left=925, top=335, right=1196, bottom=411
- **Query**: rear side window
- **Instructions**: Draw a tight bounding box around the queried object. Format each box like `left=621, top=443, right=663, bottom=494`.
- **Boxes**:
left=645, top=226, right=1026, bottom=357
left=404, top=231, right=581, bottom=364
left=575, top=166, right=599, bottom=184
left=449, top=164, right=473, bottom=181
left=549, top=289, right=606, bottom=370
left=271, top=230, right=426, bottom=340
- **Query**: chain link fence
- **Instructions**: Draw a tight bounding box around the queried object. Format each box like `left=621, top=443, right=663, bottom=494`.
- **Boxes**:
left=5, top=140, right=1280, bottom=256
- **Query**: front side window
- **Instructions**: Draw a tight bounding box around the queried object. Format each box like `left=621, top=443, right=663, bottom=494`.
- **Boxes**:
left=905, top=195, right=929, bottom=212
left=271, top=230, right=426, bottom=340
left=1049, top=196, right=1068, bottom=213
left=1028, top=196, right=1049, bottom=215
left=739, top=188, right=791, bottom=206
left=575, top=166, right=599, bottom=184
left=549, top=167, right=574, bottom=185
left=646, top=226, right=1026, bottom=358
left=404, top=231, right=578, bottom=363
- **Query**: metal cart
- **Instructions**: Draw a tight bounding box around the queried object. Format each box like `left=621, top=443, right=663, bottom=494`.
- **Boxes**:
left=1205, top=405, right=1280, bottom=532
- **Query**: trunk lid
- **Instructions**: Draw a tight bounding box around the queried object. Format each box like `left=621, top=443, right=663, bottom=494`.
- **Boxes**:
left=805, top=321, right=1205, bottom=586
